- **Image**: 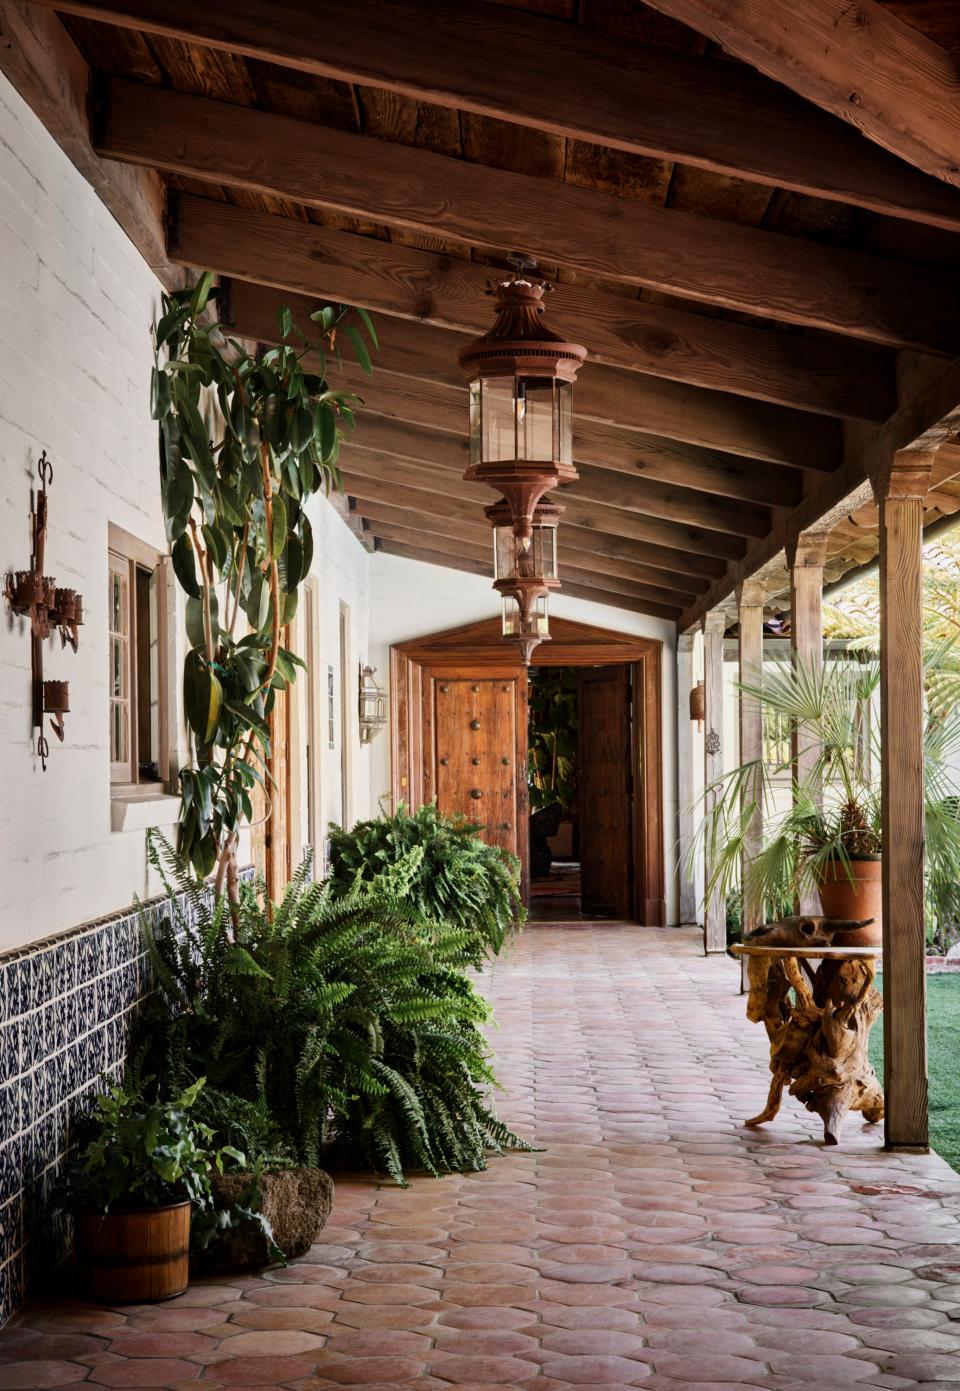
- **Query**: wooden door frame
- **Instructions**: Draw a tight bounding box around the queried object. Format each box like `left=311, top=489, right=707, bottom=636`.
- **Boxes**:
left=391, top=616, right=665, bottom=924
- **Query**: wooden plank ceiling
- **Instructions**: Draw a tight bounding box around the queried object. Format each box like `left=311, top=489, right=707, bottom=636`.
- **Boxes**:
left=44, top=0, right=960, bottom=625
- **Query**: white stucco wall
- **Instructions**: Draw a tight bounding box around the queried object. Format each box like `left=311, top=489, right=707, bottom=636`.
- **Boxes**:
left=0, top=71, right=372, bottom=950
left=0, top=69, right=171, bottom=951
left=367, top=551, right=680, bottom=924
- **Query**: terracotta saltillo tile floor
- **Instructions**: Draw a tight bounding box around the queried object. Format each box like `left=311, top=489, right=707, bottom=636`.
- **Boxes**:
left=3, top=923, right=960, bottom=1390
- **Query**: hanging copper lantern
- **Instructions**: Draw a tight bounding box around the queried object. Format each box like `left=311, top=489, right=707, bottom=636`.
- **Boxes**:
left=487, top=497, right=561, bottom=665
left=458, top=258, right=586, bottom=544
left=689, top=679, right=705, bottom=731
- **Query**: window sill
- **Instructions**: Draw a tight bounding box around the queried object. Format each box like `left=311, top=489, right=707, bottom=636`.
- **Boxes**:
left=110, top=789, right=180, bottom=834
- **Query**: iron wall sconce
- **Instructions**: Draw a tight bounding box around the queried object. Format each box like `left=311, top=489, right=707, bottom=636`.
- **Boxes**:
left=3, top=453, right=83, bottom=770
left=358, top=663, right=388, bottom=745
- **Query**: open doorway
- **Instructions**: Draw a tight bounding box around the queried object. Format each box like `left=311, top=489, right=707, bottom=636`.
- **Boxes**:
left=390, top=616, right=665, bottom=925
left=528, top=664, right=635, bottom=921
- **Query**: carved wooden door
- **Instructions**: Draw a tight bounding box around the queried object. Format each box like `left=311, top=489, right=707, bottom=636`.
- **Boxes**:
left=423, top=672, right=525, bottom=868
left=577, top=664, right=635, bottom=919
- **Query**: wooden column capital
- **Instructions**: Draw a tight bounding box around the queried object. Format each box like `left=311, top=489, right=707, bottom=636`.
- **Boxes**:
left=871, top=447, right=937, bottom=503
left=784, top=530, right=829, bottom=570
left=737, top=578, right=767, bottom=609
left=701, top=610, right=728, bottom=636
left=678, top=630, right=696, bottom=652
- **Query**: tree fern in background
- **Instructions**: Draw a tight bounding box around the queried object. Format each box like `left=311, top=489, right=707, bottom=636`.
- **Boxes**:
left=137, top=831, right=530, bottom=1184
left=326, top=801, right=524, bottom=966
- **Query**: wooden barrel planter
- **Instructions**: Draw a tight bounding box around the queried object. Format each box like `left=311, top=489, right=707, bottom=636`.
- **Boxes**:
left=74, top=1201, right=191, bottom=1302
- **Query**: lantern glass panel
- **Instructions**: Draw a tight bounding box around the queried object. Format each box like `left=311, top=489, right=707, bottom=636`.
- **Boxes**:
left=468, top=380, right=482, bottom=466
left=502, top=592, right=550, bottom=638
left=493, top=524, right=517, bottom=582
left=516, top=376, right=555, bottom=460
left=556, top=379, right=573, bottom=466
left=531, top=522, right=558, bottom=581
left=480, top=376, right=517, bottom=463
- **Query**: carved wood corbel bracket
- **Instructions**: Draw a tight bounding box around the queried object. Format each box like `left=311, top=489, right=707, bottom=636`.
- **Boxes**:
left=784, top=528, right=830, bottom=571
left=870, top=446, right=937, bottom=504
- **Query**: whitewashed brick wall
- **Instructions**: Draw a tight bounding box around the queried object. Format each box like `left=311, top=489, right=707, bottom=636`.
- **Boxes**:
left=0, top=71, right=372, bottom=951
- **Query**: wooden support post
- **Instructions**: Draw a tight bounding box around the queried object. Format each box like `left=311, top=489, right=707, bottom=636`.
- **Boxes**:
left=702, top=610, right=727, bottom=953
left=677, top=631, right=698, bottom=925
left=875, top=448, right=934, bottom=1151
left=786, top=532, right=828, bottom=914
left=737, top=580, right=766, bottom=985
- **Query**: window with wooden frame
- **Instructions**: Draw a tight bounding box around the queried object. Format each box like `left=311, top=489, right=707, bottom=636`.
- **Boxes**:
left=108, top=524, right=169, bottom=792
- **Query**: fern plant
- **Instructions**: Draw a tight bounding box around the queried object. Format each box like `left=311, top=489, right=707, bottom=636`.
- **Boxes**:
left=326, top=802, right=524, bottom=966
left=135, top=833, right=530, bottom=1184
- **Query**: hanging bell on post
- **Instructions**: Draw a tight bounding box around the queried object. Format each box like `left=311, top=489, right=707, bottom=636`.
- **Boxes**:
left=689, top=679, right=705, bottom=732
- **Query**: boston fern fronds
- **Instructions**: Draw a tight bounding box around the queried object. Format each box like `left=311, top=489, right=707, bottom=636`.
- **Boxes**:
left=135, top=834, right=529, bottom=1182
left=327, top=802, right=524, bottom=966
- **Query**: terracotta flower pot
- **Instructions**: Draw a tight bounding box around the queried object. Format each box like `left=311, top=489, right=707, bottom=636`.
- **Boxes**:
left=816, top=856, right=882, bottom=946
left=74, top=1201, right=191, bottom=1303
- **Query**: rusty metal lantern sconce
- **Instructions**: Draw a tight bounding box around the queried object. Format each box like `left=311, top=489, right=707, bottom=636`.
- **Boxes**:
left=458, top=255, right=586, bottom=662
left=3, top=452, right=83, bottom=770
left=358, top=663, right=388, bottom=745
left=689, top=678, right=705, bottom=731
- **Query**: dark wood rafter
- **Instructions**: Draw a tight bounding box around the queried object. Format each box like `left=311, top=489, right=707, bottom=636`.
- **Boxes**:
left=364, top=515, right=690, bottom=610
left=97, top=76, right=959, bottom=352
left=342, top=376, right=804, bottom=506
left=340, top=471, right=728, bottom=580
left=679, top=355, right=960, bottom=630
left=4, top=0, right=959, bottom=632
left=224, top=277, right=892, bottom=429
left=339, top=415, right=774, bottom=537
left=350, top=498, right=710, bottom=598
left=29, top=0, right=960, bottom=230
left=377, top=539, right=683, bottom=621
left=358, top=506, right=695, bottom=603
left=641, top=0, right=960, bottom=186
left=171, top=203, right=848, bottom=467
left=338, top=450, right=747, bottom=562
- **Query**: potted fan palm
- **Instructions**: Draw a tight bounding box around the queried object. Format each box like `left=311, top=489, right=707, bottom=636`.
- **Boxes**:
left=695, top=647, right=960, bottom=948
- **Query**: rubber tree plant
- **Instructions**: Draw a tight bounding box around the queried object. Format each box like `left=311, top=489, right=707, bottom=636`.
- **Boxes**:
left=153, top=274, right=376, bottom=895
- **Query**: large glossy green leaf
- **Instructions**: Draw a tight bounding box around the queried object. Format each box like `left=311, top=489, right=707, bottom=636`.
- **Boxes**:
left=271, top=494, right=287, bottom=559
left=171, top=534, right=201, bottom=600
left=185, top=592, right=219, bottom=651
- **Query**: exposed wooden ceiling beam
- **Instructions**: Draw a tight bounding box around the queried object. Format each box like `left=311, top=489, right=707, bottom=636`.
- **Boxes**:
left=108, top=78, right=956, bottom=353
left=225, top=274, right=889, bottom=431
left=641, top=0, right=960, bottom=187
left=679, top=354, right=960, bottom=630
left=351, top=497, right=707, bottom=598
left=342, top=415, right=771, bottom=537
left=368, top=517, right=686, bottom=611
left=374, top=539, right=682, bottom=621
left=33, top=0, right=960, bottom=232
left=338, top=453, right=744, bottom=564
left=0, top=3, right=172, bottom=282
left=172, top=201, right=847, bottom=468
left=341, top=473, right=726, bottom=581
left=339, top=379, right=804, bottom=508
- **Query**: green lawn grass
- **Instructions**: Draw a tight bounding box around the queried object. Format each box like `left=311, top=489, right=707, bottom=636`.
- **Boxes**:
left=870, top=973, right=960, bottom=1173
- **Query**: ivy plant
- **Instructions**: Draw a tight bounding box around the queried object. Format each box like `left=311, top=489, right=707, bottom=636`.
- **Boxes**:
left=153, top=274, right=376, bottom=889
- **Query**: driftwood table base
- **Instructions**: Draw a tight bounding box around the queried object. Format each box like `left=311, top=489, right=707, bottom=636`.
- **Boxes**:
left=733, top=945, right=884, bottom=1145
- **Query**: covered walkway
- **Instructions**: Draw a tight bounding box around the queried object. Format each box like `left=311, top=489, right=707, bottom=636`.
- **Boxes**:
left=4, top=925, right=960, bottom=1390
